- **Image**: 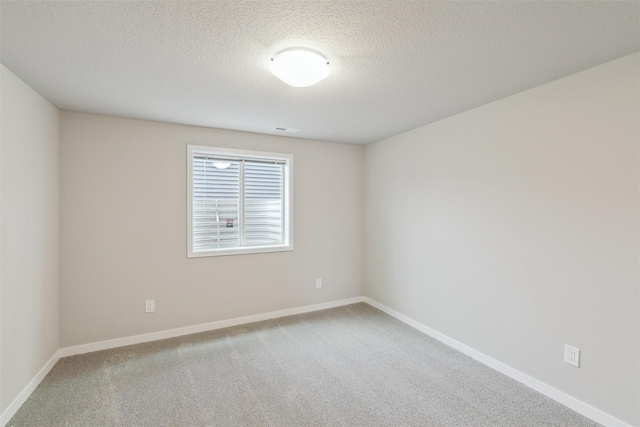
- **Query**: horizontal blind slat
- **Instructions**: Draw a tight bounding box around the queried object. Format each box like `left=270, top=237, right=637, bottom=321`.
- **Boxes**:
left=192, top=158, right=241, bottom=250
left=243, top=162, right=283, bottom=246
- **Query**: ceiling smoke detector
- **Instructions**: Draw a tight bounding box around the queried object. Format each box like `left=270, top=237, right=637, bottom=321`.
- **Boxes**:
left=270, top=48, right=330, bottom=88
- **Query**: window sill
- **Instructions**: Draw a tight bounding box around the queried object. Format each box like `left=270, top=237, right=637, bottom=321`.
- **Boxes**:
left=188, top=244, right=293, bottom=258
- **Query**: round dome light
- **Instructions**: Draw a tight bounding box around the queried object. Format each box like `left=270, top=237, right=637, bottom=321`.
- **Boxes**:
left=270, top=48, right=329, bottom=88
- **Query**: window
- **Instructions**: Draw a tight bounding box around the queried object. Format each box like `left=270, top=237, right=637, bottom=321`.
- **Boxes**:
left=187, top=145, right=293, bottom=257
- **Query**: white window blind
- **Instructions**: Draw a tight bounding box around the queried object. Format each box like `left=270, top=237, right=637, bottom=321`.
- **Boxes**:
left=188, top=146, right=292, bottom=257
left=244, top=161, right=284, bottom=246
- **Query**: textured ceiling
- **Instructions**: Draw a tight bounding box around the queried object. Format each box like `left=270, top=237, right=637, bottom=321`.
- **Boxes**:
left=1, top=1, right=639, bottom=145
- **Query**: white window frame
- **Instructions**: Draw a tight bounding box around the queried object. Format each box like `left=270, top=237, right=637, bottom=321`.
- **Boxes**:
left=187, top=145, right=293, bottom=258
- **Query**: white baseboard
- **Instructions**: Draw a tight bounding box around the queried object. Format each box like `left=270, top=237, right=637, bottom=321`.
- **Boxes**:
left=0, top=350, right=60, bottom=427
left=363, top=297, right=632, bottom=427
left=60, top=296, right=365, bottom=357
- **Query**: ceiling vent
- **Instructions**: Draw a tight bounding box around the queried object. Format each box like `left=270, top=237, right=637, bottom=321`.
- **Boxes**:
left=273, top=126, right=300, bottom=134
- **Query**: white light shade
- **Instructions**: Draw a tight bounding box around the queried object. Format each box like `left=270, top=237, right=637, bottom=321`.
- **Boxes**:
left=270, top=48, right=329, bottom=88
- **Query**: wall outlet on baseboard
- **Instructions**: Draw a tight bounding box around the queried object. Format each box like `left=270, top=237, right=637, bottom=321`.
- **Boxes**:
left=145, top=300, right=155, bottom=313
left=564, top=344, right=580, bottom=367
left=315, top=278, right=322, bottom=288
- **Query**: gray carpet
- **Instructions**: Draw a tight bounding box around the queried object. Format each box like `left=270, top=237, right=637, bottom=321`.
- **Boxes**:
left=9, top=303, right=600, bottom=427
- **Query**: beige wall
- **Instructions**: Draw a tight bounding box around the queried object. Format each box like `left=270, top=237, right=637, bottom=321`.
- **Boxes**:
left=0, top=65, right=60, bottom=413
left=60, top=113, right=364, bottom=347
left=364, top=53, right=640, bottom=425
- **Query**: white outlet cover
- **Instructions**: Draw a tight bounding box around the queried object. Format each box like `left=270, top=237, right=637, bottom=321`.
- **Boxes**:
left=315, top=278, right=322, bottom=288
left=146, top=299, right=155, bottom=313
left=564, top=344, right=580, bottom=367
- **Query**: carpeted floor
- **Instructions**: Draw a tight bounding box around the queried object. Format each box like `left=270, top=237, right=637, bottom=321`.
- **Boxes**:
left=9, top=303, right=600, bottom=427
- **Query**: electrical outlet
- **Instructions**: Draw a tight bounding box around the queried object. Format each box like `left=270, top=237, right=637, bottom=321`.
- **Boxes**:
left=315, top=278, right=322, bottom=288
left=145, top=299, right=155, bottom=313
left=564, top=345, right=580, bottom=367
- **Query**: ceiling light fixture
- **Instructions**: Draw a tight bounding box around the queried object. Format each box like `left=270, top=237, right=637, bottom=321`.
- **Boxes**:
left=270, top=48, right=330, bottom=88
